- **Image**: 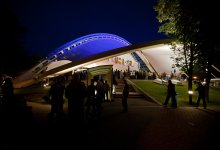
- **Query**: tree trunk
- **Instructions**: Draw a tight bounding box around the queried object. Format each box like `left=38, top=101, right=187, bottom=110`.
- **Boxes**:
left=188, top=74, right=193, bottom=105
left=188, top=44, right=194, bottom=105
left=205, top=51, right=213, bottom=103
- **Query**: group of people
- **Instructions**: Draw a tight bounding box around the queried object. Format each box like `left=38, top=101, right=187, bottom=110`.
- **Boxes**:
left=48, top=74, right=131, bottom=124
left=113, top=69, right=156, bottom=80
left=48, top=74, right=113, bottom=125
left=48, top=74, right=86, bottom=125
left=163, top=79, right=207, bottom=109
left=49, top=75, right=206, bottom=121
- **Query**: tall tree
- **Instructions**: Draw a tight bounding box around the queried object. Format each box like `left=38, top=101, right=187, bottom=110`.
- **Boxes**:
left=194, top=1, right=220, bottom=102
left=154, top=0, right=199, bottom=104
left=0, top=2, right=41, bottom=80
left=154, top=0, right=220, bottom=103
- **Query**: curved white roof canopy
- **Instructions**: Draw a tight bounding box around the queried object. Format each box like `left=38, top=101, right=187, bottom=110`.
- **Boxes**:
left=13, top=33, right=178, bottom=88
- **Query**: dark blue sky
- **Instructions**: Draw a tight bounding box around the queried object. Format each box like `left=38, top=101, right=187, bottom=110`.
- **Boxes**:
left=7, top=0, right=166, bottom=56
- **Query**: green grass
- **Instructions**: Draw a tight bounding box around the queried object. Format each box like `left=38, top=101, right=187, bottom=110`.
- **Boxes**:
left=13, top=83, right=50, bottom=102
left=14, top=83, right=50, bottom=95
left=13, top=81, right=74, bottom=103
left=14, top=80, right=73, bottom=96
left=11, top=79, right=220, bottom=107
left=132, top=80, right=220, bottom=106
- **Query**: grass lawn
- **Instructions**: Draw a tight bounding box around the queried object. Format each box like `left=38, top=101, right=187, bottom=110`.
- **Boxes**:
left=131, top=80, right=220, bottom=107
left=14, top=84, right=50, bottom=95
left=13, top=83, right=51, bottom=103
left=11, top=79, right=220, bottom=107
left=13, top=80, right=74, bottom=103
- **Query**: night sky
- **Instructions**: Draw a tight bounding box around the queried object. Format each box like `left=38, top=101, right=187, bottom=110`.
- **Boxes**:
left=5, top=0, right=167, bottom=57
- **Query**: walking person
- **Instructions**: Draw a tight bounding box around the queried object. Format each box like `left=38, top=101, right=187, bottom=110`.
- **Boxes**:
left=122, top=79, right=129, bottom=112
left=195, top=81, right=206, bottom=109
left=163, top=79, right=177, bottom=108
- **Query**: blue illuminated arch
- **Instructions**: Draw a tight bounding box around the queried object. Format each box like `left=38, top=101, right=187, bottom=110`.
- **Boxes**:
left=47, top=33, right=131, bottom=62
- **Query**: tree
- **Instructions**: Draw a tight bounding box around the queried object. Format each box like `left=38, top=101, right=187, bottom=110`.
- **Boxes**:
left=0, top=3, right=41, bottom=80
left=154, top=0, right=199, bottom=104
left=154, top=0, right=220, bottom=104
left=194, top=1, right=220, bottom=102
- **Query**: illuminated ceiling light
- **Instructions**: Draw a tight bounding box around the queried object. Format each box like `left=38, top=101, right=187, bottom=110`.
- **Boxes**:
left=66, top=47, right=71, bottom=51
left=58, top=51, right=64, bottom=55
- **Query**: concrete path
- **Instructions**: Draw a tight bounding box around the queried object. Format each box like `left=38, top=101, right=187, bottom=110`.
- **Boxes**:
left=1, top=96, right=219, bottom=150
left=0, top=78, right=219, bottom=150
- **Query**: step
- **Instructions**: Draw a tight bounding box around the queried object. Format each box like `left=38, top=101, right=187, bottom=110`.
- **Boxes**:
left=112, top=92, right=145, bottom=98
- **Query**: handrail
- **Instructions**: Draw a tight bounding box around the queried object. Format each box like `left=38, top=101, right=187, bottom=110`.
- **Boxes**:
left=212, top=65, right=220, bottom=73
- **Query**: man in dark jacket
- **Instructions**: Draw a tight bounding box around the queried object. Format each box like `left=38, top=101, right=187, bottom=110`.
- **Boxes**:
left=122, top=79, right=129, bottom=112
left=49, top=76, right=65, bottom=119
left=65, top=74, right=86, bottom=124
left=195, top=81, right=206, bottom=109
left=163, top=79, right=177, bottom=108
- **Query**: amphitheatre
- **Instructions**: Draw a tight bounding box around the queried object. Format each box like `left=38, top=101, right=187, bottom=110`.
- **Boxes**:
left=13, top=33, right=182, bottom=88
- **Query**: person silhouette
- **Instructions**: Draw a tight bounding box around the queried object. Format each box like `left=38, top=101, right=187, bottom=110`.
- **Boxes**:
left=112, top=75, right=118, bottom=94
left=122, top=79, right=129, bottom=112
left=65, top=74, right=86, bottom=125
left=85, top=78, right=97, bottom=120
left=103, top=80, right=110, bottom=101
left=1, top=77, right=33, bottom=126
left=163, top=79, right=177, bottom=108
left=48, top=76, right=65, bottom=119
left=1, top=78, right=14, bottom=106
left=195, top=81, right=206, bottom=109
left=95, top=79, right=104, bottom=117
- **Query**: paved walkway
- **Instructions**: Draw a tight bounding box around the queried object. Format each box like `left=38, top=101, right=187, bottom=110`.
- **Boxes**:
left=0, top=78, right=219, bottom=150
left=1, top=95, right=219, bottom=150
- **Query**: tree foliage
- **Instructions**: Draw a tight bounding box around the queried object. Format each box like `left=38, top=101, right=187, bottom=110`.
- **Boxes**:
left=0, top=3, right=41, bottom=78
left=154, top=0, right=220, bottom=103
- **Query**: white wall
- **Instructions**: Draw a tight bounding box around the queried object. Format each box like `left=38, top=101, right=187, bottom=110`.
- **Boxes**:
left=85, top=53, right=139, bottom=71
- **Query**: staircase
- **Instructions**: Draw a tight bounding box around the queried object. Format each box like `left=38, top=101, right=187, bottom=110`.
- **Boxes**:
left=113, top=78, right=144, bottom=98
left=131, top=52, right=149, bottom=71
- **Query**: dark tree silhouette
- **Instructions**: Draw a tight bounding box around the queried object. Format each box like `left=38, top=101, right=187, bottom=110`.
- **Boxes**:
left=154, top=0, right=220, bottom=103
left=0, top=2, right=41, bottom=79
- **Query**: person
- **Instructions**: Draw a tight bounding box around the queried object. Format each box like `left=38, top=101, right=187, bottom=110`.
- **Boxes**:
left=1, top=77, right=29, bottom=111
left=65, top=74, right=86, bottom=125
left=48, top=76, right=65, bottom=119
left=1, top=77, right=14, bottom=106
left=195, top=81, right=206, bottom=109
left=122, top=79, right=129, bottom=112
left=112, top=75, right=118, bottom=94
left=1, top=78, right=33, bottom=126
left=163, top=79, right=177, bottom=108
left=103, top=80, right=110, bottom=101
left=85, top=78, right=98, bottom=120
left=95, top=79, right=104, bottom=117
